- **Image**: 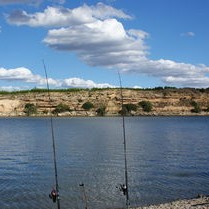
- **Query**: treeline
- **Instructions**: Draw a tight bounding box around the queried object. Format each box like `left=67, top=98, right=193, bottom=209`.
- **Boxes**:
left=1, top=86, right=209, bottom=95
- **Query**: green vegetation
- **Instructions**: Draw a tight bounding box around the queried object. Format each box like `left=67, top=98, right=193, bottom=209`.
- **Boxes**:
left=52, top=103, right=71, bottom=115
left=24, top=103, right=37, bottom=116
left=0, top=88, right=86, bottom=95
left=119, top=103, right=137, bottom=115
left=82, top=102, right=94, bottom=110
left=2, top=87, right=209, bottom=117
left=139, top=101, right=153, bottom=112
left=123, top=103, right=137, bottom=112
left=190, top=101, right=201, bottom=113
left=96, top=105, right=106, bottom=116
left=2, top=87, right=209, bottom=95
left=90, top=88, right=111, bottom=92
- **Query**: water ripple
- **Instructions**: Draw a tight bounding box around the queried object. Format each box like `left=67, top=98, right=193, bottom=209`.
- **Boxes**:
left=1, top=117, right=209, bottom=208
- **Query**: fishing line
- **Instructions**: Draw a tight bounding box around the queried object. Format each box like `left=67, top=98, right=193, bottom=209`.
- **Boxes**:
left=118, top=71, right=130, bottom=209
left=42, top=60, right=61, bottom=209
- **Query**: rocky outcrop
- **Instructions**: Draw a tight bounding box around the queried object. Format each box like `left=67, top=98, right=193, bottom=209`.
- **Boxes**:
left=0, top=88, right=209, bottom=117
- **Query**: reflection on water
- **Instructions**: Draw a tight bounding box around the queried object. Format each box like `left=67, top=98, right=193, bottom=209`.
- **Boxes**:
left=0, top=116, right=209, bottom=209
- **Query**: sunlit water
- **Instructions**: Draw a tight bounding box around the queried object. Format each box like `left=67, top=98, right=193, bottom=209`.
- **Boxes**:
left=1, top=116, right=209, bottom=209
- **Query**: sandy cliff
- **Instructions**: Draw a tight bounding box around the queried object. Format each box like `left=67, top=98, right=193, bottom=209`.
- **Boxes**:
left=0, top=88, right=209, bottom=117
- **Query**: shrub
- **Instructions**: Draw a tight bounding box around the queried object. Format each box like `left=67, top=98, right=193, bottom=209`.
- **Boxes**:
left=82, top=102, right=94, bottom=110
left=24, top=103, right=37, bottom=116
left=118, top=108, right=128, bottom=116
left=119, top=103, right=137, bottom=116
left=52, top=103, right=71, bottom=115
left=190, top=101, right=201, bottom=113
left=139, top=101, right=153, bottom=112
left=96, top=105, right=106, bottom=116
left=123, top=103, right=137, bottom=112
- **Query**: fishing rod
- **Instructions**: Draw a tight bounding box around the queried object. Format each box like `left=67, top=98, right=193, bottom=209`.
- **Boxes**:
left=118, top=72, right=130, bottom=209
left=42, top=60, right=61, bottom=209
left=79, top=183, right=88, bottom=209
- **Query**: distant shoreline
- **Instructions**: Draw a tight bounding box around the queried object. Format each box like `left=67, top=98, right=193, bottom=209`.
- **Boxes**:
left=0, top=114, right=209, bottom=119
left=1, top=88, right=209, bottom=117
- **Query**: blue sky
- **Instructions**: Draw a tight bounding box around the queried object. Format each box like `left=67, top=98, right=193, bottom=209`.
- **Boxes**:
left=0, top=0, right=209, bottom=90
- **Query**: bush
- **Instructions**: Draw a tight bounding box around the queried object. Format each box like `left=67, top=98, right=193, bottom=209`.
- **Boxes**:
left=119, top=103, right=137, bottom=116
left=123, top=103, right=137, bottom=112
left=52, top=103, right=71, bottom=115
left=24, top=103, right=37, bottom=116
left=139, top=101, right=153, bottom=112
left=190, top=101, right=201, bottom=113
left=118, top=108, right=128, bottom=116
left=82, top=102, right=94, bottom=110
left=96, top=105, right=106, bottom=116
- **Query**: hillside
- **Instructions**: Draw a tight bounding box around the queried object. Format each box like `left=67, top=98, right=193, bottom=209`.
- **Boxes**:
left=0, top=88, right=209, bottom=117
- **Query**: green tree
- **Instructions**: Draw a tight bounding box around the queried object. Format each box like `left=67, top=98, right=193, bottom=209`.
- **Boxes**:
left=24, top=103, right=37, bottom=116
left=139, top=101, right=153, bottom=112
left=82, top=102, right=94, bottom=110
left=52, top=103, right=71, bottom=115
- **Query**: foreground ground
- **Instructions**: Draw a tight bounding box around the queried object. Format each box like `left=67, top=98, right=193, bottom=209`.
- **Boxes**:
left=135, top=196, right=209, bottom=209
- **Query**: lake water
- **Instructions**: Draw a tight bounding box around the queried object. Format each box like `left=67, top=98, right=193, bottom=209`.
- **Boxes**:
left=1, top=116, right=209, bottom=209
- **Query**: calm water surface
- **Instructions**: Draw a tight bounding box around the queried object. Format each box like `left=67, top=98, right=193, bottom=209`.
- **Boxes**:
left=0, top=116, right=209, bottom=209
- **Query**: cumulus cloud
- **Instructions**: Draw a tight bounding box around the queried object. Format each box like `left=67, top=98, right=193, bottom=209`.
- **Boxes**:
left=62, top=78, right=115, bottom=88
left=0, top=67, right=45, bottom=82
left=120, top=59, right=209, bottom=88
left=6, top=3, right=131, bottom=27
left=43, top=19, right=148, bottom=68
left=5, top=3, right=209, bottom=88
left=0, top=67, right=114, bottom=89
left=42, top=17, right=208, bottom=87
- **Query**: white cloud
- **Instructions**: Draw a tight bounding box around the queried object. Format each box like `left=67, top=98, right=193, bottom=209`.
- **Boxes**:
left=6, top=3, right=131, bottom=27
left=120, top=59, right=209, bottom=88
left=43, top=18, right=148, bottom=68
left=133, top=85, right=142, bottom=89
left=5, top=3, right=209, bottom=88
left=62, top=77, right=115, bottom=88
left=42, top=16, right=209, bottom=87
left=0, top=67, right=34, bottom=80
left=180, top=31, right=195, bottom=37
left=0, top=67, right=114, bottom=89
left=0, top=86, right=25, bottom=91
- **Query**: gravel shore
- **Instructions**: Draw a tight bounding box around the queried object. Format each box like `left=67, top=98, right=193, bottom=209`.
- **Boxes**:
left=135, top=196, right=209, bottom=209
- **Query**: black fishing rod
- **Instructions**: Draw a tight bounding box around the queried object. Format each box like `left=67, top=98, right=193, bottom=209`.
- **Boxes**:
left=118, top=72, right=130, bottom=209
left=42, top=60, right=61, bottom=209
